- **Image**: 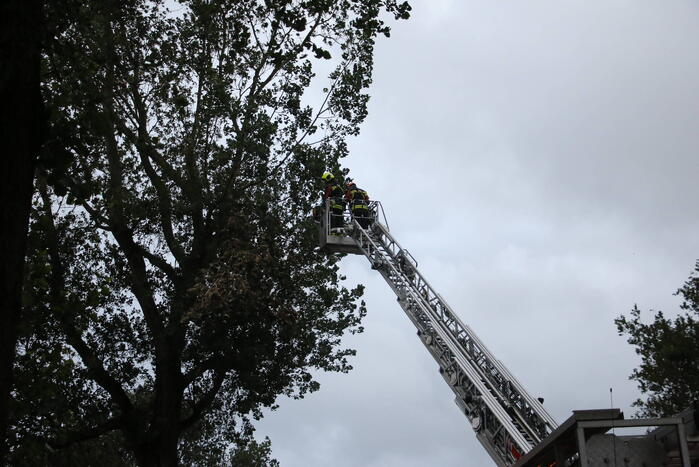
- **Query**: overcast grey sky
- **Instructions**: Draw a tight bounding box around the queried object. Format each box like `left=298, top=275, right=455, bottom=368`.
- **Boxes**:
left=256, top=1, right=699, bottom=465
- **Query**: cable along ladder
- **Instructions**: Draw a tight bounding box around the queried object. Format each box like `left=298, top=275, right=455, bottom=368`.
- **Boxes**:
left=319, top=200, right=558, bottom=466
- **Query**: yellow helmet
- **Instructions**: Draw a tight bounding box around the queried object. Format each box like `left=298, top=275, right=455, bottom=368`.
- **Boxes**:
left=321, top=172, right=334, bottom=182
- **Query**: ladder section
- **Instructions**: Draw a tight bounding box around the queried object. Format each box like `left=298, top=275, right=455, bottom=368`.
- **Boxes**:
left=348, top=219, right=558, bottom=466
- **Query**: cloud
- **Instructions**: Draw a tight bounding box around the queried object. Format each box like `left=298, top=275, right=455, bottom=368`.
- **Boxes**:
left=254, top=1, right=699, bottom=465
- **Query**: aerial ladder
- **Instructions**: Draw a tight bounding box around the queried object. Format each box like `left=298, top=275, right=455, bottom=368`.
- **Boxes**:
left=319, top=200, right=558, bottom=466
left=319, top=199, right=698, bottom=467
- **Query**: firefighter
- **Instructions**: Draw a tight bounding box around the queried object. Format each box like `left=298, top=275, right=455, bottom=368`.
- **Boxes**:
left=321, top=172, right=345, bottom=232
left=344, top=180, right=371, bottom=228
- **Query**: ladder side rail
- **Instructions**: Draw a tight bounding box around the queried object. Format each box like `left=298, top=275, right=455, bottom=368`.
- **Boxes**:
left=361, top=223, right=549, bottom=441
left=414, top=277, right=554, bottom=442
left=446, top=309, right=559, bottom=430
left=351, top=220, right=535, bottom=465
left=405, top=289, right=537, bottom=450
left=406, top=295, right=519, bottom=466
left=368, top=200, right=390, bottom=231
left=371, top=223, right=557, bottom=438
left=408, top=292, right=535, bottom=451
left=373, top=222, right=555, bottom=431
left=323, top=199, right=330, bottom=237
left=365, top=251, right=529, bottom=465
left=434, top=293, right=557, bottom=428
left=436, top=298, right=558, bottom=434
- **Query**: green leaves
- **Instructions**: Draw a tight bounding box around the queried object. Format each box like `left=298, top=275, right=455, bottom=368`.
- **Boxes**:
left=13, top=0, right=411, bottom=463
left=616, top=260, right=699, bottom=417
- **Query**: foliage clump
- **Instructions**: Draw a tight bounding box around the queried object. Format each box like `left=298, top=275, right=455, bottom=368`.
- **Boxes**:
left=10, top=0, right=410, bottom=464
left=616, top=261, right=699, bottom=417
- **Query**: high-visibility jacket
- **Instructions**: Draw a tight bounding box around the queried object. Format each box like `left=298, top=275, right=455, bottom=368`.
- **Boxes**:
left=345, top=187, right=369, bottom=212
left=324, top=183, right=345, bottom=210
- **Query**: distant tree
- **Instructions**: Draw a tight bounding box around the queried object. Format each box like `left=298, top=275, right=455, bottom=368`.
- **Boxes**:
left=615, top=261, right=699, bottom=417
left=10, top=0, right=411, bottom=464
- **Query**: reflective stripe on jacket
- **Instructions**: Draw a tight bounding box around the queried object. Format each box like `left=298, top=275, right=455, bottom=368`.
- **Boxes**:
left=324, top=184, right=345, bottom=210
left=346, top=188, right=369, bottom=211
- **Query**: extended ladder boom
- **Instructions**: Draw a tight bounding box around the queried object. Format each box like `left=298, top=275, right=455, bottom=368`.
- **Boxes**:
left=331, top=202, right=558, bottom=466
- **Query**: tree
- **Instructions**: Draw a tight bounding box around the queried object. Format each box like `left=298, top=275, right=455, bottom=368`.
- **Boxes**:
left=0, top=0, right=46, bottom=461
left=228, top=434, right=279, bottom=467
left=615, top=261, right=699, bottom=418
left=11, top=0, right=411, bottom=464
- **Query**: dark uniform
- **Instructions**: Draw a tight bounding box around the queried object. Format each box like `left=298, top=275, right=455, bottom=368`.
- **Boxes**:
left=345, top=183, right=371, bottom=228
left=323, top=180, right=345, bottom=230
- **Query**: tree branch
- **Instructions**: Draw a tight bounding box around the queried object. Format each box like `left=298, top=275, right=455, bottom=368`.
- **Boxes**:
left=183, top=48, right=208, bottom=261
left=127, top=84, right=187, bottom=188
left=121, top=121, right=187, bottom=267
left=257, top=13, right=324, bottom=91
left=182, top=356, right=219, bottom=389
left=45, top=416, right=123, bottom=450
left=238, top=58, right=351, bottom=192
left=216, top=12, right=328, bottom=206
left=137, top=244, right=177, bottom=278
left=180, top=370, right=225, bottom=430
left=37, top=175, right=134, bottom=415
left=100, top=19, right=167, bottom=358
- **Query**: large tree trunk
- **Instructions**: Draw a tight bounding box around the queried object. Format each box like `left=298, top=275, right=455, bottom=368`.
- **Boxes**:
left=133, top=437, right=180, bottom=467
left=131, top=349, right=184, bottom=467
left=132, top=401, right=182, bottom=464
left=0, top=0, right=44, bottom=460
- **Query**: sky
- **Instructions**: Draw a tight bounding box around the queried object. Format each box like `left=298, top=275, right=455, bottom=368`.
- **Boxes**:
left=256, top=1, right=699, bottom=466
